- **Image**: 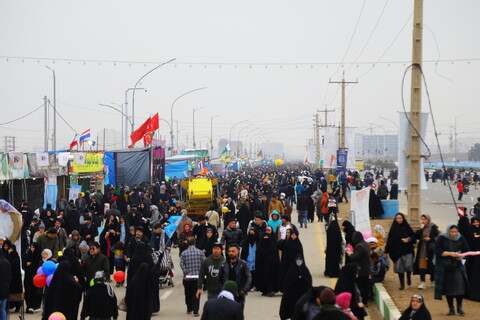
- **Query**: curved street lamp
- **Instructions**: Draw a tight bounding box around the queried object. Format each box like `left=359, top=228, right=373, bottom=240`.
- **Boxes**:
left=170, top=87, right=207, bottom=154
left=131, top=58, right=176, bottom=132
left=229, top=119, right=249, bottom=155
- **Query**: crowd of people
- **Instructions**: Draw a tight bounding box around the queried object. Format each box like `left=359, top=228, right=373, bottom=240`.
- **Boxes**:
left=1, top=164, right=479, bottom=319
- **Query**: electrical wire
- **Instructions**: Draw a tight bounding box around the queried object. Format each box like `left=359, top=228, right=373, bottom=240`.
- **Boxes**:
left=346, top=0, right=390, bottom=71
left=0, top=103, right=44, bottom=125
left=47, top=101, right=78, bottom=134
left=417, top=64, right=459, bottom=213
left=330, top=0, right=367, bottom=79
left=358, top=11, right=413, bottom=79
left=424, top=24, right=455, bottom=83
left=400, top=64, right=431, bottom=159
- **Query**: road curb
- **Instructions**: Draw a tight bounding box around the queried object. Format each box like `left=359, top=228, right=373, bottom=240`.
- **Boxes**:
left=374, top=283, right=402, bottom=320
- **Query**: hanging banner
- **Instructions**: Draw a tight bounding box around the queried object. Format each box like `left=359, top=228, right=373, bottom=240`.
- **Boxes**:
left=104, top=152, right=116, bottom=186
left=27, top=153, right=68, bottom=178
left=68, top=185, right=82, bottom=201
left=0, top=154, right=9, bottom=180
left=337, top=149, right=348, bottom=175
left=72, top=152, right=104, bottom=173
left=321, top=127, right=356, bottom=169
left=75, top=153, right=86, bottom=165
left=350, top=187, right=371, bottom=234
left=57, top=152, right=70, bottom=166
left=43, top=184, right=58, bottom=210
left=8, top=152, right=24, bottom=169
left=398, top=112, right=428, bottom=190
left=36, top=153, right=49, bottom=167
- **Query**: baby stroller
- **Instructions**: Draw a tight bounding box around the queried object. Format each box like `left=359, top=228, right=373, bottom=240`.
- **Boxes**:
left=153, top=249, right=174, bottom=288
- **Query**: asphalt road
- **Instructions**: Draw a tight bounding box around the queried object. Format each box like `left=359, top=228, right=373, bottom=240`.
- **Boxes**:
left=398, top=180, right=479, bottom=231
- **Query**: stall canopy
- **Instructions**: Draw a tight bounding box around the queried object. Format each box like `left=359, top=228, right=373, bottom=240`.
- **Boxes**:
left=165, top=161, right=188, bottom=179
left=115, top=148, right=150, bottom=186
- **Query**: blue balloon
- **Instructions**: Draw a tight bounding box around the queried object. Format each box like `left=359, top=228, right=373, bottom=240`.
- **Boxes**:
left=42, top=261, right=56, bottom=276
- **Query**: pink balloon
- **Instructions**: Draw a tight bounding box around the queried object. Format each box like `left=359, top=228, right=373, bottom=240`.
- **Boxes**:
left=46, top=274, right=54, bottom=287
left=48, top=312, right=66, bottom=320
left=37, top=266, right=44, bottom=275
left=363, top=232, right=373, bottom=240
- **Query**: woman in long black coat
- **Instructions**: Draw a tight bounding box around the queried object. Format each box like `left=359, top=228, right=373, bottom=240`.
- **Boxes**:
left=279, top=255, right=312, bottom=320
left=42, top=261, right=83, bottom=320
left=413, top=214, right=439, bottom=289
left=236, top=201, right=252, bottom=237
left=335, top=263, right=367, bottom=320
left=126, top=263, right=154, bottom=320
left=368, top=188, right=384, bottom=219
left=325, top=219, right=343, bottom=277
left=277, top=230, right=304, bottom=292
left=256, top=231, right=279, bottom=296
left=385, top=213, right=416, bottom=290
left=24, top=242, right=43, bottom=313
left=434, top=224, right=469, bottom=315
left=4, top=243, right=23, bottom=312
left=468, top=217, right=480, bottom=300
left=341, top=220, right=356, bottom=264
left=127, top=242, right=154, bottom=285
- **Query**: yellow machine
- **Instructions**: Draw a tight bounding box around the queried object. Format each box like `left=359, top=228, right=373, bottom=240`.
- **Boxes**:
left=354, top=159, right=365, bottom=171
left=181, top=177, right=218, bottom=218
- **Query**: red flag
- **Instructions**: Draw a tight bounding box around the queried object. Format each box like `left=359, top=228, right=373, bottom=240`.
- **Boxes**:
left=148, top=113, right=159, bottom=132
left=143, top=132, right=153, bottom=147
left=69, top=134, right=78, bottom=151
left=130, top=117, right=151, bottom=146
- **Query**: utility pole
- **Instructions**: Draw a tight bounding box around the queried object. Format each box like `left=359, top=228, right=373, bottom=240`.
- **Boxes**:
left=44, top=96, right=48, bottom=151
left=176, top=120, right=179, bottom=152
left=4, top=136, right=16, bottom=153
left=318, top=106, right=335, bottom=127
left=314, top=113, right=320, bottom=168
left=45, top=66, right=56, bottom=150
left=408, top=0, right=423, bottom=226
left=329, top=74, right=357, bottom=149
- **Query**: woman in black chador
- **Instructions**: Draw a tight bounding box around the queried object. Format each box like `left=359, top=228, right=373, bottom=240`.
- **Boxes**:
left=325, top=219, right=343, bottom=277
left=256, top=230, right=279, bottom=296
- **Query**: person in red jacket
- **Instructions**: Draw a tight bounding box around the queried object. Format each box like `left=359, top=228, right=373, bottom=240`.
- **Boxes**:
left=457, top=181, right=464, bottom=201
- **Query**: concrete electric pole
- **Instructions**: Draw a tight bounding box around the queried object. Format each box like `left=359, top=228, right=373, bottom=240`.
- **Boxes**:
left=314, top=113, right=320, bottom=168
left=329, top=74, right=357, bottom=149
left=408, top=0, right=423, bottom=226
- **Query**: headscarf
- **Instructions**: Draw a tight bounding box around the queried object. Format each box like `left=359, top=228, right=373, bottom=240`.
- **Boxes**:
left=268, top=211, right=282, bottom=232
left=183, top=223, right=192, bottom=237
left=342, top=220, right=356, bottom=245
left=440, top=224, right=461, bottom=241
left=42, top=249, right=52, bottom=262
left=421, top=214, right=434, bottom=238
left=373, top=224, right=385, bottom=238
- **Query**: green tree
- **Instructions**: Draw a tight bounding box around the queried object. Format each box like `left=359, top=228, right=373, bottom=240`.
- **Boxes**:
left=468, top=143, right=480, bottom=161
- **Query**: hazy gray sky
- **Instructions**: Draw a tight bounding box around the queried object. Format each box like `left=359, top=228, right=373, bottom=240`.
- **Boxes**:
left=1, top=0, right=479, bottom=158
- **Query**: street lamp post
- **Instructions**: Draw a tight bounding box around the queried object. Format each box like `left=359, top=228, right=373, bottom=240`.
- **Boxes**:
left=237, top=124, right=253, bottom=155
left=45, top=66, right=56, bottom=150
left=170, top=87, right=207, bottom=154
left=210, top=114, right=220, bottom=157
left=229, top=119, right=249, bottom=156
left=131, top=58, right=176, bottom=134
left=124, top=87, right=145, bottom=148
left=99, top=103, right=133, bottom=148
left=192, top=107, right=204, bottom=149
left=454, top=115, right=463, bottom=162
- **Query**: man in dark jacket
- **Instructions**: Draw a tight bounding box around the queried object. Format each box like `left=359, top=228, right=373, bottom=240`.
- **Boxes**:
left=0, top=251, right=11, bottom=320
left=220, top=219, right=243, bottom=249
left=83, top=242, right=110, bottom=284
left=80, top=216, right=99, bottom=244
left=218, top=245, right=252, bottom=305
left=347, top=231, right=371, bottom=304
left=296, top=191, right=309, bottom=228
left=80, top=271, right=118, bottom=320
left=200, top=281, right=244, bottom=320
left=197, top=243, right=225, bottom=300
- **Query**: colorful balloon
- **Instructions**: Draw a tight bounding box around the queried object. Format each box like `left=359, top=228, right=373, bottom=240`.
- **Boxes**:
left=46, top=274, right=54, bottom=286
left=36, top=266, right=44, bottom=275
left=42, top=261, right=56, bottom=276
left=48, top=312, right=66, bottom=320
left=33, top=274, right=47, bottom=288
left=363, top=232, right=373, bottom=240
left=113, top=271, right=125, bottom=282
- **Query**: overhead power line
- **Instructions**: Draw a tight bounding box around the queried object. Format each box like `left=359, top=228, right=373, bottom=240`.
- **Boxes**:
left=0, top=103, right=43, bottom=125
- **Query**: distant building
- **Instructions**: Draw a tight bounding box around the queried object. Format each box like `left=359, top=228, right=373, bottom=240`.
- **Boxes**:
left=362, top=135, right=398, bottom=160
